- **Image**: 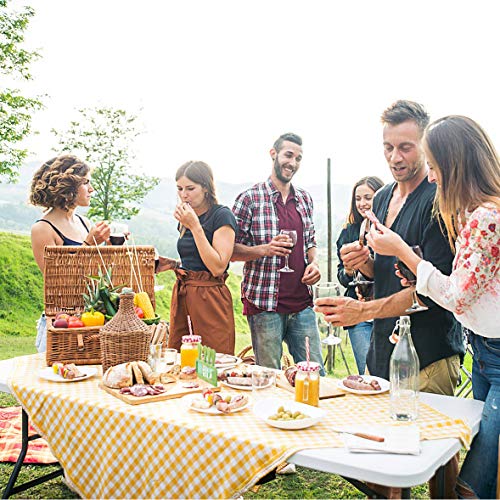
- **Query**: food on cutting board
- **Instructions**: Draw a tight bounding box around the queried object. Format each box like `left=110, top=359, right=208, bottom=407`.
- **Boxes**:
left=179, top=366, right=197, bottom=380
left=268, top=406, right=310, bottom=421
left=52, top=362, right=84, bottom=379
left=342, top=375, right=381, bottom=391
left=120, top=384, right=167, bottom=397
left=102, top=361, right=177, bottom=389
left=190, top=389, right=249, bottom=413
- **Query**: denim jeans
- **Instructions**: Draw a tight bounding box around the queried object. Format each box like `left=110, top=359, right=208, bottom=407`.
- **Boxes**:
left=247, top=307, right=325, bottom=376
left=347, top=321, right=372, bottom=374
left=457, top=331, right=500, bottom=499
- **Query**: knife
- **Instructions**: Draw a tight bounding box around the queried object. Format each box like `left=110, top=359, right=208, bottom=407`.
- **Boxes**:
left=332, top=428, right=385, bottom=442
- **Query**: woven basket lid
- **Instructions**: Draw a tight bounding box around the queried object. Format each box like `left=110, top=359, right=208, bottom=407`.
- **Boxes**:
left=101, top=291, right=151, bottom=333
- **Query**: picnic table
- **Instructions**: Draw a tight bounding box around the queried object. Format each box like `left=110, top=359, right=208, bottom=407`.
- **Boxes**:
left=1, top=354, right=483, bottom=499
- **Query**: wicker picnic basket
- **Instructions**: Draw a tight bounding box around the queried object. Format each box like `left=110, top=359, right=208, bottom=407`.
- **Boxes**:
left=100, top=290, right=153, bottom=373
left=44, top=245, right=156, bottom=366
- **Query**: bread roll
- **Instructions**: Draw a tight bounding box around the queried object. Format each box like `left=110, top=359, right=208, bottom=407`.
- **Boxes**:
left=103, top=363, right=133, bottom=389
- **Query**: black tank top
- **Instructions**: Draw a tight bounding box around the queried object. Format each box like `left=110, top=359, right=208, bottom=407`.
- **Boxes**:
left=36, top=214, right=90, bottom=246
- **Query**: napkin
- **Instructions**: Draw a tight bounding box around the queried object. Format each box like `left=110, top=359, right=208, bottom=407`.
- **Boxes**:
left=341, top=424, right=421, bottom=455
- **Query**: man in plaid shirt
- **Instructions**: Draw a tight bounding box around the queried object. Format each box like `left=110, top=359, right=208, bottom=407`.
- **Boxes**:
left=232, top=133, right=325, bottom=374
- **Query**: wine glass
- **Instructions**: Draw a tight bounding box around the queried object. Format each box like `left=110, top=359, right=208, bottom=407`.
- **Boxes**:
left=396, top=245, right=428, bottom=313
left=278, top=229, right=297, bottom=273
left=109, top=222, right=128, bottom=246
left=313, top=282, right=342, bottom=346
left=348, top=218, right=374, bottom=290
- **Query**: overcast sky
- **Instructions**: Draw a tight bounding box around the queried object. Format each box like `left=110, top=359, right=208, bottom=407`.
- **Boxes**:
left=15, top=0, right=500, bottom=188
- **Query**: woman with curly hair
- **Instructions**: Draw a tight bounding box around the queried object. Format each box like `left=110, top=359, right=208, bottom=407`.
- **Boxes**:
left=30, top=154, right=110, bottom=351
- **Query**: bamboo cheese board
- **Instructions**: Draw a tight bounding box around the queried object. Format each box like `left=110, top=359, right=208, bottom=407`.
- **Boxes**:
left=276, top=372, right=346, bottom=399
left=99, top=379, right=220, bottom=405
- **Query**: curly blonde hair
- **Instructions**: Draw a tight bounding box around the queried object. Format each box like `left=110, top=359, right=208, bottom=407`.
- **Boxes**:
left=30, top=155, right=90, bottom=211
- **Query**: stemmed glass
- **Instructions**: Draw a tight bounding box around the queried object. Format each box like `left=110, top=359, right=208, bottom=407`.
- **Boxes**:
left=278, top=229, right=297, bottom=273
left=396, top=245, right=428, bottom=313
left=348, top=218, right=374, bottom=293
left=313, top=282, right=342, bottom=346
left=109, top=222, right=128, bottom=246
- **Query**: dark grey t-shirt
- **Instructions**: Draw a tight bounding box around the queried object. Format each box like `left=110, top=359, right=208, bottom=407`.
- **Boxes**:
left=367, top=179, right=464, bottom=380
left=177, top=204, right=237, bottom=272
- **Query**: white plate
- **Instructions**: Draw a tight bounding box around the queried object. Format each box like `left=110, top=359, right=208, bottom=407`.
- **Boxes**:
left=39, top=366, right=98, bottom=383
left=214, top=354, right=242, bottom=369
left=220, top=380, right=253, bottom=391
left=253, top=398, right=325, bottom=430
left=338, top=376, right=390, bottom=395
left=183, top=393, right=251, bottom=415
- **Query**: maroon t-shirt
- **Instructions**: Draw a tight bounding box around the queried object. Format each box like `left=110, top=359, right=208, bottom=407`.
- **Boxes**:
left=243, top=192, right=313, bottom=315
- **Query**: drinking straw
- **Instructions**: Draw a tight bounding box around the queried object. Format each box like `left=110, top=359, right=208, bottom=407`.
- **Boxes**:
left=306, top=335, right=310, bottom=369
left=187, top=315, right=193, bottom=335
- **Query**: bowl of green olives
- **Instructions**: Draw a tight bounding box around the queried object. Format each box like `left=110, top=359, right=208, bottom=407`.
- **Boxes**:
left=253, top=399, right=325, bottom=430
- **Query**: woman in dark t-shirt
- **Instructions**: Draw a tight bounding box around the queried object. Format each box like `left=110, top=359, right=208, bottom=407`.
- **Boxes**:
left=157, top=161, right=236, bottom=355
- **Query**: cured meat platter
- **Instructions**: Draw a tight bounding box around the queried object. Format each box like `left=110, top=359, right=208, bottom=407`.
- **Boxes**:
left=99, top=378, right=220, bottom=405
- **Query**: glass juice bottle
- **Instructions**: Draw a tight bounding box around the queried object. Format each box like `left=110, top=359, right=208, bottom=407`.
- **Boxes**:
left=180, top=335, right=201, bottom=368
left=294, top=361, right=320, bottom=407
left=389, top=316, right=420, bottom=421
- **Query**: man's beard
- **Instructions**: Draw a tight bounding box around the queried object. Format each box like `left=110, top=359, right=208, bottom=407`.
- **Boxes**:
left=273, top=157, right=295, bottom=184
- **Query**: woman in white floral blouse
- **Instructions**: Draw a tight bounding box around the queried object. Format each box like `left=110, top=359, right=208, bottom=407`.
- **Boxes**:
left=367, top=115, right=500, bottom=499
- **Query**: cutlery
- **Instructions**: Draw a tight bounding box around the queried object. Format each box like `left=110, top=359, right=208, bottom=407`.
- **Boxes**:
left=332, top=428, right=385, bottom=442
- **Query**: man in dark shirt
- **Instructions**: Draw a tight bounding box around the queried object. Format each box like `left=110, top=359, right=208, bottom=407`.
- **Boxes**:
left=232, top=133, right=324, bottom=374
left=315, top=100, right=464, bottom=497
left=316, top=100, right=463, bottom=390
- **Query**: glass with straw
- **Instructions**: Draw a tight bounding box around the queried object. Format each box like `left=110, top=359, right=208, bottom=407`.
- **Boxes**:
left=295, top=336, right=320, bottom=406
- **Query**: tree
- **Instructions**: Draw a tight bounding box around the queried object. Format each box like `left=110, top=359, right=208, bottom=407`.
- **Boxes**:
left=0, top=0, right=43, bottom=182
left=52, top=107, right=160, bottom=220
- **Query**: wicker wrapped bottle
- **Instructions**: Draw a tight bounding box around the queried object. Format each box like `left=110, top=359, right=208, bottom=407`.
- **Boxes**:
left=100, top=288, right=153, bottom=372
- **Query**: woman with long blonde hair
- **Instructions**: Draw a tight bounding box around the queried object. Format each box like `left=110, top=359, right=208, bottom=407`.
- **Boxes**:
left=367, top=115, right=500, bottom=499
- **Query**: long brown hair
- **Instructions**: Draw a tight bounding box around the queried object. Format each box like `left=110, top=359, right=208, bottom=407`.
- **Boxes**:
left=175, top=161, right=218, bottom=207
left=347, top=176, right=384, bottom=225
left=424, top=115, right=500, bottom=248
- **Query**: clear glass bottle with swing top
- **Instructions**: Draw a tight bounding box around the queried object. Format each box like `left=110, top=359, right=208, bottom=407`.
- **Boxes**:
left=294, top=361, right=320, bottom=407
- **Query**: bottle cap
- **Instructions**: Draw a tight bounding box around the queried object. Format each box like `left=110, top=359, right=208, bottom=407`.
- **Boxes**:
left=399, top=315, right=411, bottom=327
left=296, top=361, right=321, bottom=372
left=182, top=335, right=202, bottom=343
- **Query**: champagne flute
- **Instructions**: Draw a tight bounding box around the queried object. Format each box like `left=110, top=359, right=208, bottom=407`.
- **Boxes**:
left=278, top=229, right=297, bottom=273
left=396, top=245, right=428, bottom=313
left=313, top=282, right=342, bottom=346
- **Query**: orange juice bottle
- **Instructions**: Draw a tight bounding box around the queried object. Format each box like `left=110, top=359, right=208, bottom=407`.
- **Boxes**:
left=180, top=335, right=201, bottom=368
left=294, top=361, right=320, bottom=406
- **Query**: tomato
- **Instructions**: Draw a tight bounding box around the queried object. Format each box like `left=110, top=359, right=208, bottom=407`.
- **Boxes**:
left=67, top=316, right=85, bottom=328
left=81, top=310, right=105, bottom=327
left=134, top=306, right=144, bottom=319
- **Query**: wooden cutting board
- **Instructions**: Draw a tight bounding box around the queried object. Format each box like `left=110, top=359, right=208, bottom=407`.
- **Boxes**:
left=99, top=379, right=220, bottom=405
left=276, top=373, right=345, bottom=399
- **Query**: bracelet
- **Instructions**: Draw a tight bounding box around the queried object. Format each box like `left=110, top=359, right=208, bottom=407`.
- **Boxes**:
left=83, top=240, right=91, bottom=246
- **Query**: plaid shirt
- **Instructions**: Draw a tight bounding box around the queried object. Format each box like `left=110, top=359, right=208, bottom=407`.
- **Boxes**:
left=232, top=178, right=317, bottom=311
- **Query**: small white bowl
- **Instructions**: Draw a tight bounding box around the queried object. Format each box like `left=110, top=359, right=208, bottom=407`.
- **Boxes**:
left=253, top=398, right=325, bottom=430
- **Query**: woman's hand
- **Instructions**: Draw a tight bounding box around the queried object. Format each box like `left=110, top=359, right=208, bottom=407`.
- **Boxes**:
left=174, top=202, right=201, bottom=232
left=366, top=222, right=406, bottom=257
left=156, top=256, right=178, bottom=273
left=87, top=221, right=110, bottom=245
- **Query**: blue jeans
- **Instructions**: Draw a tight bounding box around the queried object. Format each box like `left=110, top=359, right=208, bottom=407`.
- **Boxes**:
left=347, top=321, right=372, bottom=374
left=247, top=307, right=325, bottom=376
left=457, top=332, right=500, bottom=499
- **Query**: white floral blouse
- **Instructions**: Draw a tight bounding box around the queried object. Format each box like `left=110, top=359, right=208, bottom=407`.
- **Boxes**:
left=417, top=204, right=500, bottom=338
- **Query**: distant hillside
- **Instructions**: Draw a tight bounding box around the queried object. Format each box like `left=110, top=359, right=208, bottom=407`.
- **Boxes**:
left=0, top=231, right=249, bottom=342
left=0, top=162, right=352, bottom=266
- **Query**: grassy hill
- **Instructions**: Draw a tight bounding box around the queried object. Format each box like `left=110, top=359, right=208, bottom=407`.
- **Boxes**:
left=0, top=230, right=250, bottom=359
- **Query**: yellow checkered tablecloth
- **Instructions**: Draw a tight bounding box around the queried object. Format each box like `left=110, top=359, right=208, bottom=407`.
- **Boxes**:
left=8, top=354, right=471, bottom=499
